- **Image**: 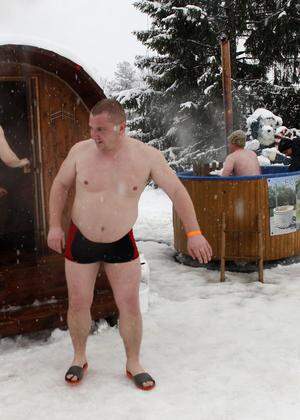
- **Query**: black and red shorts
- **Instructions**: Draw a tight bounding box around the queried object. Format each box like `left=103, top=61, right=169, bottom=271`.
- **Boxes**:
left=65, top=221, right=139, bottom=264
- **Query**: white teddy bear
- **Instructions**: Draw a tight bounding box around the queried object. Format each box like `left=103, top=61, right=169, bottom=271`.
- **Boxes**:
left=245, top=108, right=289, bottom=165
left=246, top=108, right=282, bottom=147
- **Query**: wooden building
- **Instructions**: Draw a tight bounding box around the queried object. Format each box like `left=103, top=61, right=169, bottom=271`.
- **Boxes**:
left=0, top=44, right=117, bottom=338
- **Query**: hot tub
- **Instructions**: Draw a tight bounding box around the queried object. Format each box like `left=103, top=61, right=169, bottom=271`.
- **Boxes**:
left=173, top=166, right=300, bottom=262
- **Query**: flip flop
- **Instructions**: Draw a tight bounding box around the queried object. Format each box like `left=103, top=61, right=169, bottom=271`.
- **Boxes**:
left=126, top=370, right=156, bottom=391
left=65, top=363, right=88, bottom=385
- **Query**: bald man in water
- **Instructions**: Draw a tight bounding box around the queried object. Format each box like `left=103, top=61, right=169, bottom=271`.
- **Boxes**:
left=47, top=99, right=212, bottom=390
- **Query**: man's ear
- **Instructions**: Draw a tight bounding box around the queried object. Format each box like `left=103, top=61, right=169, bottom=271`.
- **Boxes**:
left=119, top=121, right=126, bottom=134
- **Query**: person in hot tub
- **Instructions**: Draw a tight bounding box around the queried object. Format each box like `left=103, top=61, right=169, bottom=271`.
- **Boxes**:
left=278, top=137, right=300, bottom=172
left=221, top=130, right=261, bottom=177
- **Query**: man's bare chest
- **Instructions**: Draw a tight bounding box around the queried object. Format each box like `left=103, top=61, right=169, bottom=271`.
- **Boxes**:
left=75, top=155, right=149, bottom=195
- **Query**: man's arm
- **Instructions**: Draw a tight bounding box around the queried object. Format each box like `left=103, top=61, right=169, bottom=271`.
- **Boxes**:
left=0, top=126, right=30, bottom=168
left=47, top=144, right=78, bottom=253
left=149, top=147, right=212, bottom=263
left=221, top=155, right=234, bottom=177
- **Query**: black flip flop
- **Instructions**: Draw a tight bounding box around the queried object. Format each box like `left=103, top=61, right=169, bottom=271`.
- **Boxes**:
left=65, top=363, right=88, bottom=385
left=126, top=370, right=156, bottom=391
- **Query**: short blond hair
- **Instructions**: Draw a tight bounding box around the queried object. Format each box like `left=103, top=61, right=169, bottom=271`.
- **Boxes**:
left=228, top=130, right=246, bottom=148
left=91, top=99, right=126, bottom=124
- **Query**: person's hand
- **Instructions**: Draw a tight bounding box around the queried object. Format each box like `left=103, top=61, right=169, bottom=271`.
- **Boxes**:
left=18, top=158, right=30, bottom=168
left=47, top=226, right=65, bottom=254
left=187, top=234, right=212, bottom=264
left=0, top=186, right=8, bottom=198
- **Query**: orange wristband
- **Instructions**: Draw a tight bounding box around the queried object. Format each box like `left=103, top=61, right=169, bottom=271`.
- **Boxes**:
left=187, top=230, right=202, bottom=238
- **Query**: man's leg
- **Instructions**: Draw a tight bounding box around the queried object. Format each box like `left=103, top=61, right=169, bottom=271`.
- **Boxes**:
left=65, top=259, right=100, bottom=380
left=104, top=258, right=154, bottom=387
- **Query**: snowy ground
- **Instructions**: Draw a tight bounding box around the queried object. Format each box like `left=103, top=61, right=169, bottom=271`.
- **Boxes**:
left=1, top=186, right=300, bottom=420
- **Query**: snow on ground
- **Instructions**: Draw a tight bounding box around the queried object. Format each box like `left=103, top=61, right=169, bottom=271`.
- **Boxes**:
left=134, top=186, right=173, bottom=245
left=1, top=187, right=300, bottom=420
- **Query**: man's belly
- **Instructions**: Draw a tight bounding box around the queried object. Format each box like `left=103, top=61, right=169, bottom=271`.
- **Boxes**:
left=71, top=193, right=139, bottom=243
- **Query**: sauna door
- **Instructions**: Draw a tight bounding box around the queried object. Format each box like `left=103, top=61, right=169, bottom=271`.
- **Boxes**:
left=0, top=80, right=35, bottom=265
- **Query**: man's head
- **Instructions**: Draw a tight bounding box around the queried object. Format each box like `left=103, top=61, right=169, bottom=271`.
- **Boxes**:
left=228, top=130, right=246, bottom=152
left=89, top=99, right=126, bottom=150
left=278, top=137, right=293, bottom=156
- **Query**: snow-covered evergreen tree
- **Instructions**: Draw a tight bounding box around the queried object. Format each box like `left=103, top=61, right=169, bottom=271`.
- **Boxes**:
left=121, top=0, right=299, bottom=170
left=245, top=0, right=299, bottom=84
left=111, top=61, right=137, bottom=92
left=108, top=61, right=147, bottom=137
left=125, top=0, right=228, bottom=170
left=235, top=0, right=299, bottom=129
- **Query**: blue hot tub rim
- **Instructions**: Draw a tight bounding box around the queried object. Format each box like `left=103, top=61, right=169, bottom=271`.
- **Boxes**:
left=177, top=166, right=300, bottom=181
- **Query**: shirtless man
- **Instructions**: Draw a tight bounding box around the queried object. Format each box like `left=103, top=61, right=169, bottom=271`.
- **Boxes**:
left=47, top=99, right=212, bottom=390
left=0, top=125, right=30, bottom=197
left=222, top=130, right=261, bottom=177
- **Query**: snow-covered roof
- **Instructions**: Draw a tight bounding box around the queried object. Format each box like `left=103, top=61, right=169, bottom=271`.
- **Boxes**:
left=0, top=36, right=105, bottom=107
left=0, top=35, right=99, bottom=86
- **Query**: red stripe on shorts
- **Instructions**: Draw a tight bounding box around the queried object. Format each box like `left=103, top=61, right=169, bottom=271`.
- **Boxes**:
left=65, top=221, right=78, bottom=261
left=129, top=229, right=139, bottom=259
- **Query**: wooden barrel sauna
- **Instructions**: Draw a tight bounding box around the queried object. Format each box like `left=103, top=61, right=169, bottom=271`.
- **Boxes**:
left=0, top=44, right=118, bottom=338
left=173, top=166, right=300, bottom=263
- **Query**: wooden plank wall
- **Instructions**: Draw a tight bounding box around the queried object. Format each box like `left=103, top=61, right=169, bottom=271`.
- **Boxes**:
left=0, top=254, right=117, bottom=337
left=0, top=63, right=91, bottom=238
left=0, top=62, right=117, bottom=337
left=38, top=70, right=91, bottom=234
left=173, top=178, right=300, bottom=261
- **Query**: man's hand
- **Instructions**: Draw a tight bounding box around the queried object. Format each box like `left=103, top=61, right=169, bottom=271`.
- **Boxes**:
left=47, top=226, right=65, bottom=254
left=0, top=186, right=8, bottom=198
left=187, top=235, right=212, bottom=264
left=17, top=158, right=30, bottom=168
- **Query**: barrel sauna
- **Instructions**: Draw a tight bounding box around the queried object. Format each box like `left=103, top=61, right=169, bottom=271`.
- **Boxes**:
left=174, top=167, right=300, bottom=263
left=0, top=44, right=118, bottom=338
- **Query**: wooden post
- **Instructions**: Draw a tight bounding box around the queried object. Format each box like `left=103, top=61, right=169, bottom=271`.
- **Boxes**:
left=220, top=212, right=226, bottom=282
left=220, top=35, right=233, bottom=154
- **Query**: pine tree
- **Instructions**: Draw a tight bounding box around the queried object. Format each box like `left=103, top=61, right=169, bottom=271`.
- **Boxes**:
left=122, top=0, right=299, bottom=170
left=112, top=61, right=137, bottom=92
left=235, top=0, right=299, bottom=129
left=245, top=0, right=299, bottom=84
left=128, top=0, right=229, bottom=169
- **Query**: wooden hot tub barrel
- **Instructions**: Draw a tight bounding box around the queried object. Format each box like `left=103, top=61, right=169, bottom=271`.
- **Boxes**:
left=173, top=167, right=300, bottom=262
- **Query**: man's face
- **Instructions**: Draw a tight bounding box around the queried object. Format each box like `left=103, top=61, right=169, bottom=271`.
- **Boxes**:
left=89, top=112, right=125, bottom=150
left=283, top=147, right=293, bottom=157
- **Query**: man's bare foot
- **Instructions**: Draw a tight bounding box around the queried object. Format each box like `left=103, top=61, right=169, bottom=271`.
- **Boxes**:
left=65, top=358, right=88, bottom=383
left=126, top=361, right=155, bottom=389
